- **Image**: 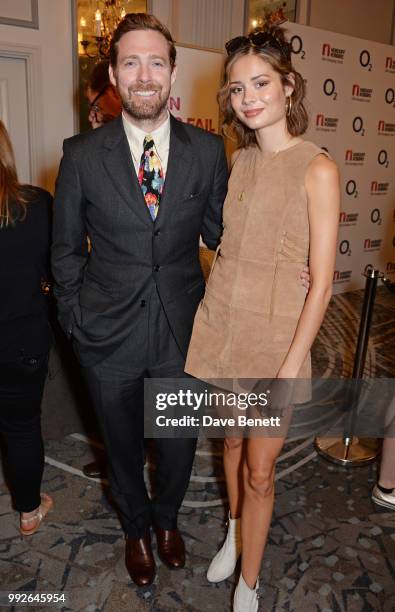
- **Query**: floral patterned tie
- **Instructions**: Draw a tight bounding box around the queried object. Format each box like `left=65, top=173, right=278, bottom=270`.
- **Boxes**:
left=138, top=135, right=164, bottom=220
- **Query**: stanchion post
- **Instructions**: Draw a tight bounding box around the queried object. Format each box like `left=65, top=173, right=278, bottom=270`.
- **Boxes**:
left=315, top=267, right=382, bottom=465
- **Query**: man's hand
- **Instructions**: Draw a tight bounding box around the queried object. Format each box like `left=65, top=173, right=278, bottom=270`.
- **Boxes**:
left=300, top=266, right=310, bottom=292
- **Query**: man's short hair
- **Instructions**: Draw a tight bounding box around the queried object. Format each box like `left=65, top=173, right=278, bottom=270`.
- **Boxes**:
left=109, top=13, right=176, bottom=70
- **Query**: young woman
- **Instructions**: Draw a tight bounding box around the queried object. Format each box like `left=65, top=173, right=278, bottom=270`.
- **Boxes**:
left=0, top=121, right=53, bottom=535
left=185, top=25, right=340, bottom=611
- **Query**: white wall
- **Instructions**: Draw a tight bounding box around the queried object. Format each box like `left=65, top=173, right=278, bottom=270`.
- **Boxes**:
left=151, top=0, right=245, bottom=50
left=0, top=0, right=75, bottom=192
left=151, top=0, right=395, bottom=51
left=306, top=0, right=394, bottom=45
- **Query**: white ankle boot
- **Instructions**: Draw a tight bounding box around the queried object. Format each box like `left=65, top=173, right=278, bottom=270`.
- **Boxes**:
left=207, top=512, right=241, bottom=582
left=233, top=573, right=259, bottom=612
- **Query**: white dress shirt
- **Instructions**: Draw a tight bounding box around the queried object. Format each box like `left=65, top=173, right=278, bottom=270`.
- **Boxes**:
left=122, top=111, right=171, bottom=178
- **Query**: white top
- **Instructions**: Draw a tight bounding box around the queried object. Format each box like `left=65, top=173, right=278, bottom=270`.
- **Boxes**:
left=122, top=111, right=171, bottom=178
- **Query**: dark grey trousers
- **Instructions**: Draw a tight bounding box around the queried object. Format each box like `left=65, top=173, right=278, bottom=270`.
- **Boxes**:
left=82, top=287, right=196, bottom=538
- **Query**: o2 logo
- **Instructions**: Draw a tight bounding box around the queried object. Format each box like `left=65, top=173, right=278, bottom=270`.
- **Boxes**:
left=370, top=208, right=382, bottom=225
left=359, top=49, right=372, bottom=71
left=353, top=116, right=365, bottom=136
left=345, top=180, right=358, bottom=197
left=339, top=239, right=351, bottom=256
left=378, top=149, right=389, bottom=167
left=385, top=88, right=395, bottom=107
left=323, top=78, right=337, bottom=100
left=290, top=35, right=305, bottom=59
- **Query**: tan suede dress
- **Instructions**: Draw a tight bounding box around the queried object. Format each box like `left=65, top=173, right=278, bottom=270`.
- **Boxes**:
left=185, top=141, right=328, bottom=398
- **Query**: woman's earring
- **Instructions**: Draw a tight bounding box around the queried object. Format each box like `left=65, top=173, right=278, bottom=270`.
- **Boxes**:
left=286, top=95, right=293, bottom=116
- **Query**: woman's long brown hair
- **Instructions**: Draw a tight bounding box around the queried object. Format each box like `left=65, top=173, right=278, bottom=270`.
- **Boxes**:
left=0, top=120, right=28, bottom=228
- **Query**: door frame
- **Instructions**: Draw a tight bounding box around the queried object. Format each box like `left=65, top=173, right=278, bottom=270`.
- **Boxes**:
left=0, top=42, right=43, bottom=184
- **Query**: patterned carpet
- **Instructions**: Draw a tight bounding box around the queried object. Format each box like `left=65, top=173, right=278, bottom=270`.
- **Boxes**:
left=0, top=287, right=394, bottom=611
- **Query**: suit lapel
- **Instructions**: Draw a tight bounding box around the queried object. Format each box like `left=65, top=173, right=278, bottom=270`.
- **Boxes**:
left=102, top=116, right=153, bottom=227
left=101, top=115, right=194, bottom=228
left=154, top=115, right=195, bottom=229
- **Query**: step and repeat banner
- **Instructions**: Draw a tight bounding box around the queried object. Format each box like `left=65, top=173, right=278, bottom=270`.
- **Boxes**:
left=170, top=44, right=223, bottom=134
left=283, top=23, right=395, bottom=293
left=173, top=28, right=395, bottom=294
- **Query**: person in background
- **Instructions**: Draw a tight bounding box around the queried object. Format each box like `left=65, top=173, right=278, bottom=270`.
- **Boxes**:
left=372, top=397, right=395, bottom=510
left=0, top=121, right=53, bottom=535
left=185, top=23, right=340, bottom=611
left=85, top=59, right=121, bottom=129
left=82, top=59, right=121, bottom=480
left=372, top=438, right=395, bottom=510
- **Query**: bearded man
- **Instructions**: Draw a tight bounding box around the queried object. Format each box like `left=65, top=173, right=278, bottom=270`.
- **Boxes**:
left=51, top=13, right=227, bottom=586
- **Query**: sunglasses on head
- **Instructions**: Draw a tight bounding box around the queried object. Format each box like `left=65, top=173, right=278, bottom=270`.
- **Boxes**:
left=225, top=30, right=291, bottom=62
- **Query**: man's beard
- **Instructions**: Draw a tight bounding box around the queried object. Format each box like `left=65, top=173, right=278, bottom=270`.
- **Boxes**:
left=120, top=83, right=169, bottom=121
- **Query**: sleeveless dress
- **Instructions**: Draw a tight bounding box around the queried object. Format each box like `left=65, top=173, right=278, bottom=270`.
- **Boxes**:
left=185, top=140, right=329, bottom=401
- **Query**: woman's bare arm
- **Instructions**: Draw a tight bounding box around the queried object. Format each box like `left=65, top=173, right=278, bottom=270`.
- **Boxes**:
left=277, top=154, right=340, bottom=378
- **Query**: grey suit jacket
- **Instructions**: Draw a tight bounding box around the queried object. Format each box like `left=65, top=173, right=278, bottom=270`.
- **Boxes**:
left=51, top=114, right=228, bottom=366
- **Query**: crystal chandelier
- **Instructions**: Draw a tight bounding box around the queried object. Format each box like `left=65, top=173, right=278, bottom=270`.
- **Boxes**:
left=78, top=1, right=128, bottom=58
left=250, top=6, right=286, bottom=29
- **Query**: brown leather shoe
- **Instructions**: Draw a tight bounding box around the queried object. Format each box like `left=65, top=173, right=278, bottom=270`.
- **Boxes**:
left=154, top=527, right=185, bottom=569
left=125, top=533, right=155, bottom=586
left=82, top=460, right=105, bottom=479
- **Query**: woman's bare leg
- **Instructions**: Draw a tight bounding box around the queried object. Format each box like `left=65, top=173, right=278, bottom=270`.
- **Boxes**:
left=223, top=437, right=244, bottom=518
left=379, top=436, right=395, bottom=489
left=240, top=434, right=286, bottom=588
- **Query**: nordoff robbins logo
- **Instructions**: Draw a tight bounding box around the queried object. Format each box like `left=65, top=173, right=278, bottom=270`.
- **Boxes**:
left=371, top=181, right=389, bottom=195
left=345, top=150, right=365, bottom=165
left=339, top=211, right=358, bottom=226
left=333, top=270, right=352, bottom=283
left=322, top=43, right=345, bottom=63
left=316, top=114, right=338, bottom=131
left=364, top=238, right=382, bottom=251
left=352, top=84, right=373, bottom=102
left=378, top=120, right=395, bottom=135
left=385, top=57, right=395, bottom=72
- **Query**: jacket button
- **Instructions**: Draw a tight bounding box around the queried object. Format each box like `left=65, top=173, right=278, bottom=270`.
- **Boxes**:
left=140, top=299, right=146, bottom=307
left=154, top=229, right=160, bottom=236
left=154, top=265, right=160, bottom=272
